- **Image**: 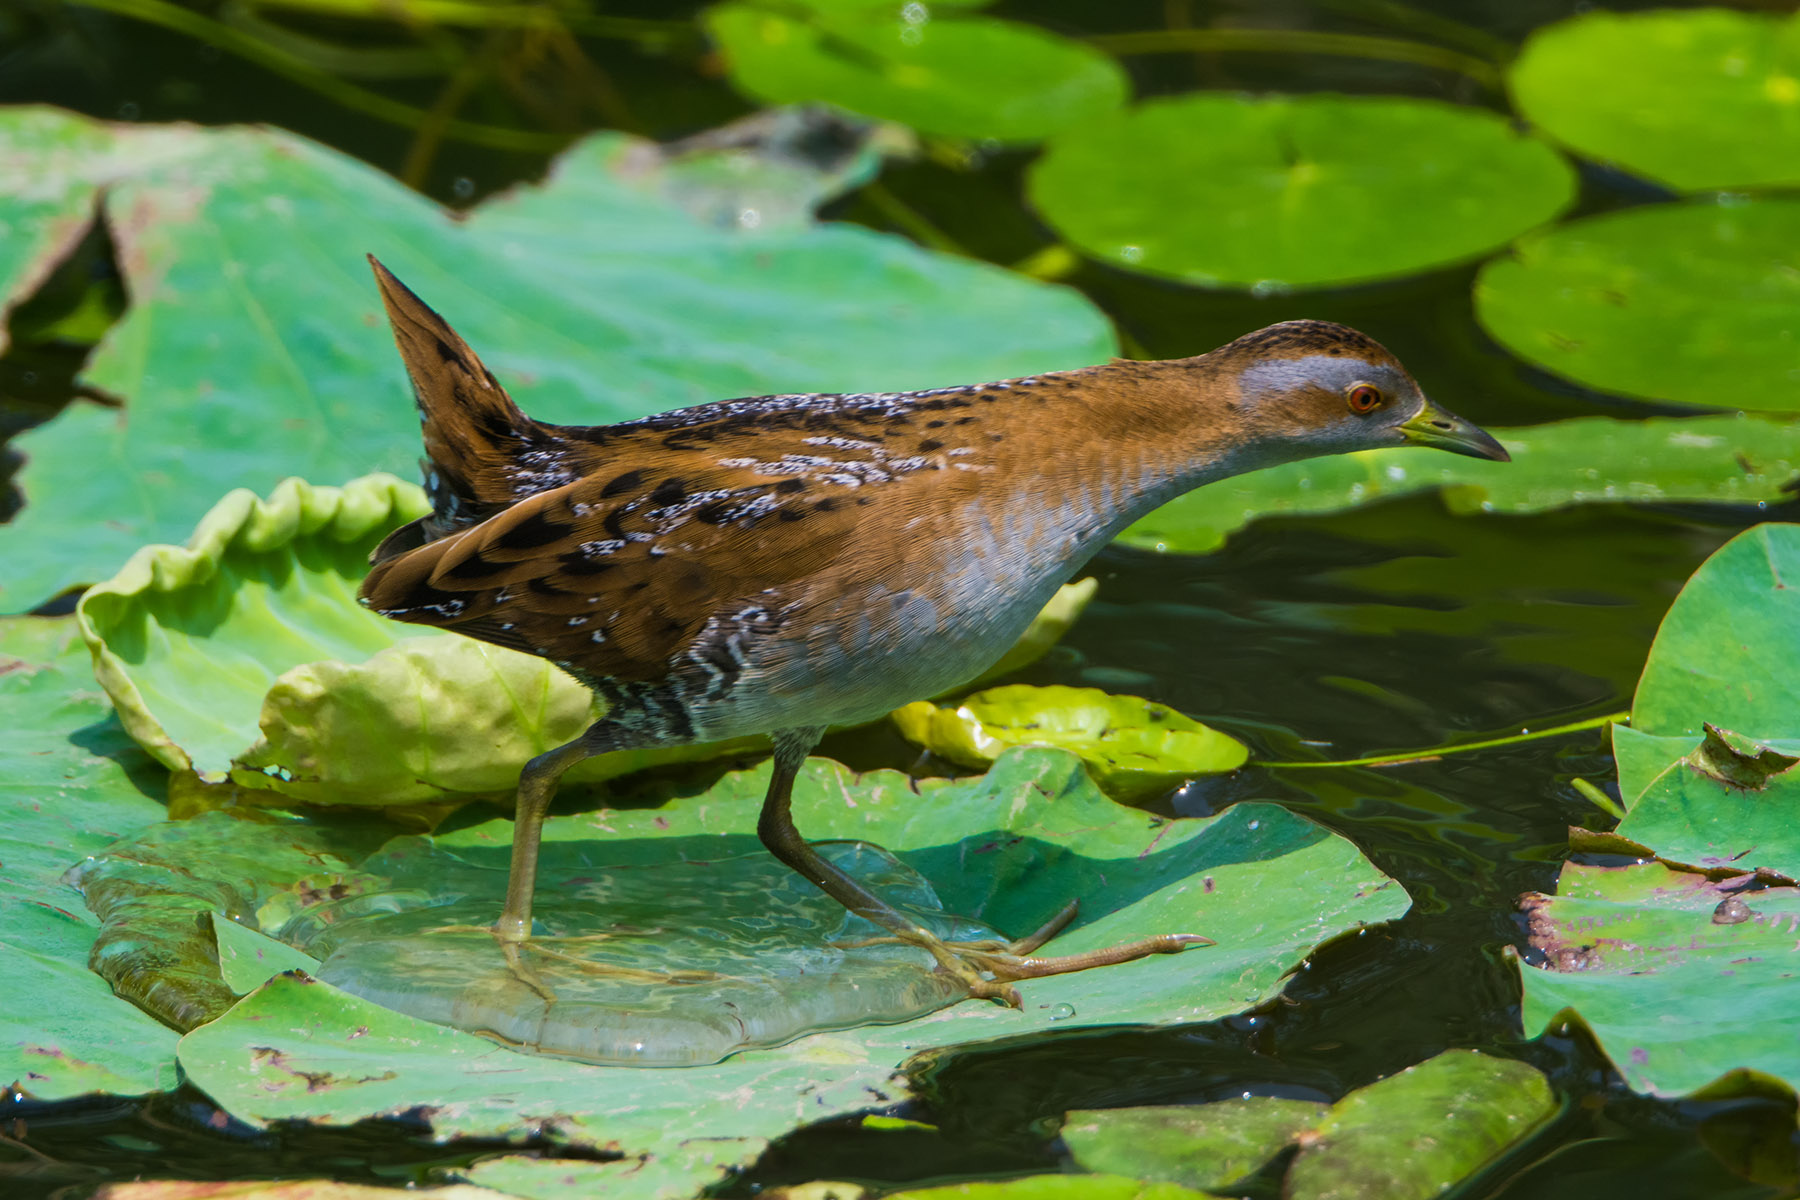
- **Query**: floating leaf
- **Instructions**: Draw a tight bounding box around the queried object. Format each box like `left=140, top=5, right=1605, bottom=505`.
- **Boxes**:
left=1520, top=862, right=1800, bottom=1097
left=1283, top=1050, right=1556, bottom=1198
left=1511, top=9, right=1800, bottom=192
left=885, top=1179, right=1215, bottom=1200
left=1607, top=736, right=1800, bottom=882
left=1061, top=1050, right=1555, bottom=1200
left=1631, top=524, right=1800, bottom=745
left=0, top=616, right=179, bottom=1100
left=1121, top=414, right=1800, bottom=556
left=0, top=107, right=1114, bottom=608
left=461, top=1147, right=765, bottom=1200
left=85, top=748, right=1406, bottom=1066
left=893, top=684, right=1247, bottom=800
left=166, top=749, right=1406, bottom=1188
left=1519, top=525, right=1800, bottom=1097
left=1062, top=1098, right=1325, bottom=1192
left=1027, top=93, right=1574, bottom=289
left=89, top=1183, right=509, bottom=1199
left=1474, top=199, right=1800, bottom=412
left=703, top=4, right=1128, bottom=143
left=76, top=474, right=1094, bottom=807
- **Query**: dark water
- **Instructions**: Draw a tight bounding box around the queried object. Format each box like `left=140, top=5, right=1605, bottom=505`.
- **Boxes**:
left=3, top=1, right=1794, bottom=1196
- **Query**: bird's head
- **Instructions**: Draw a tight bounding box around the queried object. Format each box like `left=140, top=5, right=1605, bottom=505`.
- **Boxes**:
left=1217, top=320, right=1509, bottom=464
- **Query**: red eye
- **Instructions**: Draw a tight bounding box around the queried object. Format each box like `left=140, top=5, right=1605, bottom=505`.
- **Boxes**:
left=1346, top=384, right=1383, bottom=414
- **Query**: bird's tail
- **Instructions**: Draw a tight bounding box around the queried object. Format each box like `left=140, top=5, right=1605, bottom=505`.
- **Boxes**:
left=366, top=256, right=572, bottom=562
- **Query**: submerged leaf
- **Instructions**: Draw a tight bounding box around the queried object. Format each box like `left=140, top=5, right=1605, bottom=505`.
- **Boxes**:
left=893, top=684, right=1247, bottom=800
left=1027, top=92, right=1573, bottom=289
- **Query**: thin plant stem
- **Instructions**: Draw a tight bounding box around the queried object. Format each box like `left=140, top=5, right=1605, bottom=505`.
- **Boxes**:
left=65, top=0, right=572, bottom=153
left=858, top=182, right=969, bottom=258
left=243, top=0, right=685, bottom=41
left=1313, top=0, right=1513, bottom=63
left=400, top=30, right=505, bottom=188
left=1087, top=28, right=1503, bottom=90
left=1571, top=777, right=1627, bottom=821
left=1256, top=711, right=1630, bottom=770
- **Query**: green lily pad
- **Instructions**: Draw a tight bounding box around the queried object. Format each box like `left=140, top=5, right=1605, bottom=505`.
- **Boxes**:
left=1474, top=199, right=1800, bottom=412
left=82, top=748, right=1406, bottom=1062
left=1026, top=93, right=1574, bottom=290
left=1632, top=524, right=1800, bottom=745
left=164, top=748, right=1405, bottom=1185
left=892, top=684, right=1247, bottom=801
left=1519, top=525, right=1800, bottom=1098
left=1510, top=9, right=1800, bottom=192
left=1520, top=862, right=1800, bottom=1097
left=1061, top=1098, right=1326, bottom=1192
left=1609, top=727, right=1800, bottom=882
left=886, top=1179, right=1215, bottom=1200
left=703, top=4, right=1128, bottom=143
left=77, top=474, right=1096, bottom=808
left=1061, top=1050, right=1556, bottom=1200
left=0, top=106, right=1114, bottom=609
left=462, top=1146, right=766, bottom=1200
left=1120, top=413, right=1800, bottom=556
left=0, top=616, right=180, bottom=1100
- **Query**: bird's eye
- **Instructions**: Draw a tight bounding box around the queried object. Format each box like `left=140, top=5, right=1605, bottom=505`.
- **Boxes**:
left=1346, top=384, right=1384, bottom=414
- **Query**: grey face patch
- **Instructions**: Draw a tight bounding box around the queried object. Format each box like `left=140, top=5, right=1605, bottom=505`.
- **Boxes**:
left=1236, top=354, right=1412, bottom=404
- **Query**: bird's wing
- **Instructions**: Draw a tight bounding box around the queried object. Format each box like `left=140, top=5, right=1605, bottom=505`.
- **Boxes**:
left=357, top=424, right=989, bottom=684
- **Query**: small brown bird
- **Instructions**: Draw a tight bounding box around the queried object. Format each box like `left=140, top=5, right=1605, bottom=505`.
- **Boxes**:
left=357, top=257, right=1507, bottom=1004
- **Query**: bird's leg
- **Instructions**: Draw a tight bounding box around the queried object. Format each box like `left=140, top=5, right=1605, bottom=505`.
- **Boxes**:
left=472, top=732, right=589, bottom=999
left=431, top=725, right=729, bottom=999
left=755, top=729, right=1210, bottom=1007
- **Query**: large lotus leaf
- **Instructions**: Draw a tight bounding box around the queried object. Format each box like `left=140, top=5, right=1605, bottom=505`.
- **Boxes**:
left=1026, top=93, right=1573, bottom=290
left=1510, top=9, right=1800, bottom=192
left=1061, top=1050, right=1555, bottom=1199
left=1474, top=199, right=1800, bottom=412
left=0, top=106, right=1114, bottom=608
left=171, top=748, right=1406, bottom=1182
left=0, top=111, right=118, bottom=355
left=0, top=616, right=180, bottom=1100
left=892, top=684, right=1247, bottom=801
left=703, top=4, right=1127, bottom=143
left=1119, top=414, right=1800, bottom=555
left=1519, top=861, right=1800, bottom=1097
left=76, top=473, right=1095, bottom=807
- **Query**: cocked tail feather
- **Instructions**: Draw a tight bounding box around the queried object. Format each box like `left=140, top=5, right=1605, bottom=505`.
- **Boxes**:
left=366, top=256, right=612, bottom=561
